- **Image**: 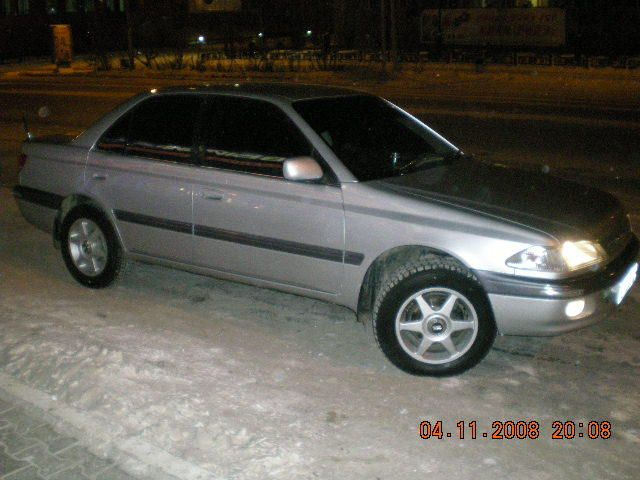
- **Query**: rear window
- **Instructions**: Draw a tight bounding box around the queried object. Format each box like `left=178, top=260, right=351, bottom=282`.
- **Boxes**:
left=97, top=95, right=202, bottom=163
left=127, top=95, right=202, bottom=162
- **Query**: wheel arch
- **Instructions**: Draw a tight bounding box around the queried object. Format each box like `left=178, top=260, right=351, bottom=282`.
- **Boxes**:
left=54, top=194, right=124, bottom=250
left=356, top=245, right=476, bottom=324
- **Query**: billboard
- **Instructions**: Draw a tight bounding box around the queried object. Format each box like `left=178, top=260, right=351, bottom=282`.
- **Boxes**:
left=421, top=8, right=566, bottom=47
left=190, top=0, right=242, bottom=13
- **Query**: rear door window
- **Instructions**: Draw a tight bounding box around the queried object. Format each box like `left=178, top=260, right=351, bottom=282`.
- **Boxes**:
left=198, top=96, right=311, bottom=177
left=126, top=95, right=202, bottom=163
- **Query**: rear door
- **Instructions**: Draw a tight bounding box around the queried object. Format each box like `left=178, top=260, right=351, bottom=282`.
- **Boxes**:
left=191, top=95, right=346, bottom=295
left=86, top=94, right=202, bottom=263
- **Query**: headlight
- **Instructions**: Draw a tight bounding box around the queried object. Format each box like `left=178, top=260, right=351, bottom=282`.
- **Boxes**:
left=561, top=241, right=605, bottom=270
left=506, top=241, right=606, bottom=273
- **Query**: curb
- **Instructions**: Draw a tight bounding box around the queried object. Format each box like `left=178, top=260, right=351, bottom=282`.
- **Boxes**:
left=0, top=373, right=219, bottom=480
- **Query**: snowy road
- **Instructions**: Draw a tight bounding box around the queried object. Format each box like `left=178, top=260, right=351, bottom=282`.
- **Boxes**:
left=1, top=184, right=639, bottom=480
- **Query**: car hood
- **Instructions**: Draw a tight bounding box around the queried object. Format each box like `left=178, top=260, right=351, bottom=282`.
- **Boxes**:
left=373, top=159, right=628, bottom=245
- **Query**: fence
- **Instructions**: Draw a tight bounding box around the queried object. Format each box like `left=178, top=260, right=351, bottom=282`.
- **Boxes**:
left=93, top=47, right=640, bottom=73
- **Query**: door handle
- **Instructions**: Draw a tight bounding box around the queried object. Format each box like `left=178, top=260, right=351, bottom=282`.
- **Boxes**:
left=92, top=173, right=107, bottom=181
left=201, top=190, right=224, bottom=201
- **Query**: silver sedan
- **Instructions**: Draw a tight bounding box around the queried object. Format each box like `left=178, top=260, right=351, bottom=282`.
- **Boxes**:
left=13, top=84, right=639, bottom=375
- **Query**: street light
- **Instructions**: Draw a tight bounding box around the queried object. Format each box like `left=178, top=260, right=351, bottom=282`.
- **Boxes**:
left=306, top=30, right=312, bottom=37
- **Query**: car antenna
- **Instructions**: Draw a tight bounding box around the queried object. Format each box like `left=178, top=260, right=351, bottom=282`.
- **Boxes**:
left=22, top=113, right=33, bottom=141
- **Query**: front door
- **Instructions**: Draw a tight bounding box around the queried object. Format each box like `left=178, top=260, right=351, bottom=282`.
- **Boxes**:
left=192, top=96, right=345, bottom=294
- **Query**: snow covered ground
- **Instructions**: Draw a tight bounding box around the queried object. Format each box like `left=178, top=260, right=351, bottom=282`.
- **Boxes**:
left=0, top=66, right=639, bottom=479
left=0, top=182, right=639, bottom=479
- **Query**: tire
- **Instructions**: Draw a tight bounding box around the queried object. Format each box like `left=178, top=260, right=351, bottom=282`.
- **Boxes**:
left=373, top=254, right=496, bottom=376
left=60, top=205, right=127, bottom=288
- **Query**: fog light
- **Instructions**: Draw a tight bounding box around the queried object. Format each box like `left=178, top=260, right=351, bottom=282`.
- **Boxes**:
left=565, top=299, right=586, bottom=318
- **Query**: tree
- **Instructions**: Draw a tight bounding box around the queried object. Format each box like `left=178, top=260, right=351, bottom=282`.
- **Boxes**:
left=380, top=0, right=387, bottom=72
left=389, top=0, right=398, bottom=69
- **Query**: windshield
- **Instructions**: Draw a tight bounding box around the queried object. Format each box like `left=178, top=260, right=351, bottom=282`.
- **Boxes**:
left=293, top=95, right=459, bottom=181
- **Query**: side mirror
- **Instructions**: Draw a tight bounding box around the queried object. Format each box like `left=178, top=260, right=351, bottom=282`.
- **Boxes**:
left=283, top=156, right=324, bottom=182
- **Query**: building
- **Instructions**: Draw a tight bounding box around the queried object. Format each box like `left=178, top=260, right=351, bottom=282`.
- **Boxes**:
left=1, top=1, right=639, bottom=60
left=415, top=1, right=640, bottom=54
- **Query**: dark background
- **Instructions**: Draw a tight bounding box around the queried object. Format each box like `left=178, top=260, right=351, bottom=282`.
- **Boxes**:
left=1, top=1, right=639, bottom=61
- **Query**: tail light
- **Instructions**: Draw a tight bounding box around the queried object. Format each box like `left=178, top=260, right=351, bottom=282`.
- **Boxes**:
left=18, top=153, right=27, bottom=172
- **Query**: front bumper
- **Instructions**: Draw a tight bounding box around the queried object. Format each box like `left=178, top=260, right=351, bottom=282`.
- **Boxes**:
left=478, top=235, right=639, bottom=336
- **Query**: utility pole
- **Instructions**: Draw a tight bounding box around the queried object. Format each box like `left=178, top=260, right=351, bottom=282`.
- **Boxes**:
left=389, top=0, right=398, bottom=69
left=437, top=0, right=443, bottom=60
left=125, top=0, right=135, bottom=69
left=380, top=0, right=387, bottom=73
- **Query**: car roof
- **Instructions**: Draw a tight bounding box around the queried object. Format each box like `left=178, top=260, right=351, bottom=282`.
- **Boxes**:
left=156, top=83, right=367, bottom=102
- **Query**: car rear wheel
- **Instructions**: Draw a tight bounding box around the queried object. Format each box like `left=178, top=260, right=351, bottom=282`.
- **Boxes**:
left=61, top=205, right=127, bottom=288
left=373, top=254, right=496, bottom=376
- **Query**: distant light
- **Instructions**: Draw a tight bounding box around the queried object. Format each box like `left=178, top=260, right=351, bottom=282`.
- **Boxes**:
left=233, top=83, right=240, bottom=87
left=198, top=35, right=205, bottom=44
left=258, top=32, right=264, bottom=38
left=306, top=30, right=312, bottom=36
left=150, top=88, right=157, bottom=94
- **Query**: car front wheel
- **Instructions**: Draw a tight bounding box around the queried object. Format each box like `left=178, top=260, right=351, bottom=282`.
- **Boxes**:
left=373, top=254, right=496, bottom=376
